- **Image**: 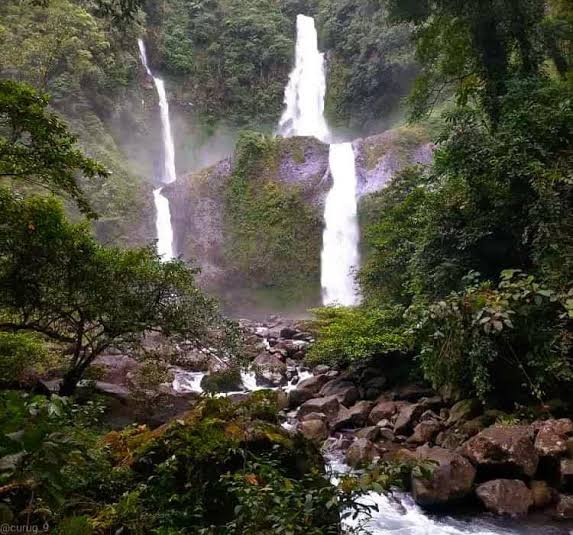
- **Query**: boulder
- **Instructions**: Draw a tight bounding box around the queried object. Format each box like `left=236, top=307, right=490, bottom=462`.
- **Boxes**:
left=412, top=446, right=476, bottom=508
left=346, top=438, right=378, bottom=467
left=369, top=400, right=406, bottom=425
left=534, top=419, right=573, bottom=458
left=436, top=429, right=470, bottom=450
left=279, top=327, right=299, bottom=339
left=362, top=376, right=388, bottom=400
left=253, top=353, right=287, bottom=387
left=446, top=399, right=482, bottom=426
left=319, top=379, right=360, bottom=407
left=394, top=403, right=425, bottom=436
left=461, top=425, right=538, bottom=478
left=476, top=479, right=533, bottom=516
left=391, top=384, right=435, bottom=402
left=530, top=480, right=557, bottom=509
left=407, top=420, right=443, bottom=445
left=553, top=494, right=573, bottom=519
left=313, top=365, right=331, bottom=375
left=300, top=412, right=327, bottom=422
left=299, top=419, right=328, bottom=442
left=331, top=401, right=373, bottom=431
left=298, top=395, right=340, bottom=423
left=378, top=428, right=396, bottom=442
left=356, top=426, right=380, bottom=441
left=560, top=458, right=573, bottom=490
left=288, top=374, right=331, bottom=408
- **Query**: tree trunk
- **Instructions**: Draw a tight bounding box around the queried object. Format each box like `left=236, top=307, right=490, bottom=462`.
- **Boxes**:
left=59, top=358, right=91, bottom=396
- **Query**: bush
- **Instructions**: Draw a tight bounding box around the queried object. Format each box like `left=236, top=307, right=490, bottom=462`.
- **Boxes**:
left=0, top=332, right=51, bottom=386
left=200, top=367, right=243, bottom=393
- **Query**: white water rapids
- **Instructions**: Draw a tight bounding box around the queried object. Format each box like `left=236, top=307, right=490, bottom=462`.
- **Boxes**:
left=278, top=15, right=360, bottom=306
left=137, top=39, right=176, bottom=260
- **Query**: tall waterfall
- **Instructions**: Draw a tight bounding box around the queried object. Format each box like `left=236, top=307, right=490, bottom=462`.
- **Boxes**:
left=137, top=39, right=176, bottom=260
left=279, top=15, right=360, bottom=306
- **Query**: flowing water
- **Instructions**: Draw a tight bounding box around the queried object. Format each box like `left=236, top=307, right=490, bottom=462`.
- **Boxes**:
left=278, top=15, right=360, bottom=305
left=137, top=39, right=176, bottom=260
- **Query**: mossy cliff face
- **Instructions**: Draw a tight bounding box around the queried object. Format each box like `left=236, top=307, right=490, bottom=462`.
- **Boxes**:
left=166, top=126, right=432, bottom=314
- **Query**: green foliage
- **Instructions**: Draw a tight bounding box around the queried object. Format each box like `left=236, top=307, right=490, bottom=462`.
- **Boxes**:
left=0, top=190, right=225, bottom=395
left=0, top=332, right=50, bottom=387
left=224, top=131, right=323, bottom=291
left=201, top=366, right=242, bottom=393
left=318, top=0, right=417, bottom=131
left=0, top=80, right=104, bottom=218
left=413, top=270, right=572, bottom=403
left=307, top=306, right=410, bottom=367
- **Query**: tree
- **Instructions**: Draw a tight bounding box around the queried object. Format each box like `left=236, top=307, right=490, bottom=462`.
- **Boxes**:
left=0, top=190, right=226, bottom=395
left=0, top=80, right=104, bottom=218
left=387, top=0, right=550, bottom=123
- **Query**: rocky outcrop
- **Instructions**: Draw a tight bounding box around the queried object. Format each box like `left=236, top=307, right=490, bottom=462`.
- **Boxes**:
left=253, top=353, right=287, bottom=387
left=346, top=438, right=378, bottom=467
left=298, top=395, right=341, bottom=423
left=461, top=425, right=538, bottom=479
left=534, top=419, right=573, bottom=457
left=412, top=446, right=476, bottom=508
left=288, top=374, right=331, bottom=408
left=319, top=378, right=360, bottom=407
left=476, top=479, right=533, bottom=516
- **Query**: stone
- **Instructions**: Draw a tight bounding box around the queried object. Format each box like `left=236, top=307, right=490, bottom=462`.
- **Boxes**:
left=345, top=438, right=378, bottom=467
left=356, top=426, right=380, bottom=441
left=394, top=403, right=425, bottom=435
left=461, top=425, right=538, bottom=478
left=530, top=480, right=557, bottom=509
left=378, top=428, right=396, bottom=442
left=253, top=353, right=287, bottom=387
left=419, top=410, right=442, bottom=423
left=436, top=429, right=469, bottom=450
left=331, top=401, right=374, bottom=431
left=297, top=395, right=340, bottom=423
left=391, top=384, right=435, bottom=402
left=560, top=458, right=573, bottom=490
left=446, top=399, right=482, bottom=426
left=287, top=374, right=331, bottom=408
left=279, top=327, right=299, bottom=339
left=300, top=419, right=328, bottom=442
left=461, top=416, right=491, bottom=437
left=93, top=381, right=130, bottom=400
left=534, top=419, right=573, bottom=457
left=300, top=412, right=327, bottom=422
left=319, top=379, right=360, bottom=407
left=412, top=446, right=476, bottom=508
left=553, top=494, right=573, bottom=519
left=407, top=420, right=443, bottom=445
left=313, top=365, right=331, bottom=375
left=369, top=400, right=405, bottom=425
left=476, top=479, right=533, bottom=516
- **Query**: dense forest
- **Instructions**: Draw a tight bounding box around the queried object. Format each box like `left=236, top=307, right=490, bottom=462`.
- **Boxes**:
left=1, top=0, right=572, bottom=533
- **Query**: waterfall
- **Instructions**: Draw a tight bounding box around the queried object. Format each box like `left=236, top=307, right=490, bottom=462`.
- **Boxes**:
left=278, top=15, right=360, bottom=306
left=137, top=39, right=176, bottom=260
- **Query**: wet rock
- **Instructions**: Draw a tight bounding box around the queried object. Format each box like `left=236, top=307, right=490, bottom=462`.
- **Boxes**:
left=273, top=340, right=309, bottom=358
left=436, top=429, right=469, bottom=450
left=394, top=403, right=425, bottom=436
left=378, top=428, right=396, bottom=442
left=362, top=376, right=388, bottom=400
left=476, top=479, right=533, bottom=516
left=412, top=446, right=476, bottom=508
left=407, top=420, right=443, bottom=445
left=461, top=416, right=492, bottom=438
left=300, top=412, right=327, bottom=422
left=300, top=419, right=328, bottom=442
left=356, top=426, right=380, bottom=441
left=391, top=384, right=435, bottom=402
left=461, top=425, right=538, bottom=478
left=298, top=395, right=340, bottom=423
left=331, top=401, right=373, bottom=431
left=534, top=419, right=573, bottom=457
left=346, top=438, right=378, bottom=467
left=287, top=374, right=331, bottom=408
left=419, top=410, right=442, bottom=423
left=253, top=353, right=287, bottom=387
left=279, top=327, right=299, bottom=339
left=369, top=400, right=406, bottom=425
left=560, top=458, right=573, bottom=490
left=530, top=480, right=557, bottom=509
left=93, top=381, right=130, bottom=401
left=319, top=379, right=360, bottom=407
left=553, top=494, right=573, bottom=519
left=446, top=399, right=482, bottom=426
left=313, top=364, right=331, bottom=375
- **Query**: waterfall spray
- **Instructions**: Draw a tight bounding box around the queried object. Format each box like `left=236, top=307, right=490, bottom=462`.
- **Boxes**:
left=137, top=39, right=176, bottom=260
left=279, top=15, right=360, bottom=306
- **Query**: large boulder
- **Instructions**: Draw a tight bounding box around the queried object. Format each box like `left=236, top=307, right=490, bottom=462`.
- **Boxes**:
left=253, top=353, right=287, bottom=387
left=461, top=425, right=538, bottom=479
left=412, top=446, right=476, bottom=508
left=369, top=400, right=406, bottom=425
left=390, top=384, right=435, bottom=402
left=394, top=403, right=425, bottom=436
left=530, top=480, right=557, bottom=509
left=345, top=438, right=378, bottom=468
left=554, top=494, right=573, bottom=519
left=407, top=420, right=443, bottom=445
left=288, top=374, right=331, bottom=408
left=319, top=378, right=360, bottom=407
left=476, top=479, right=533, bottom=516
left=297, top=395, right=340, bottom=423
left=446, top=399, right=482, bottom=426
left=534, top=419, right=573, bottom=458
left=331, top=401, right=373, bottom=431
left=299, top=419, right=329, bottom=442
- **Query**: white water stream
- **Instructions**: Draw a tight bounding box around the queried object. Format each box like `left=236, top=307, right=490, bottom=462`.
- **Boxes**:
left=278, top=15, right=360, bottom=306
left=137, top=39, right=176, bottom=260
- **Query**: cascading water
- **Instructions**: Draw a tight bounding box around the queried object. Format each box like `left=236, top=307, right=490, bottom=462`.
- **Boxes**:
left=278, top=15, right=360, bottom=306
left=137, top=39, right=176, bottom=260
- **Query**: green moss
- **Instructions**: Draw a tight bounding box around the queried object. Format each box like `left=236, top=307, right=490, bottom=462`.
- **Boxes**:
left=223, top=131, right=323, bottom=292
left=201, top=367, right=243, bottom=393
